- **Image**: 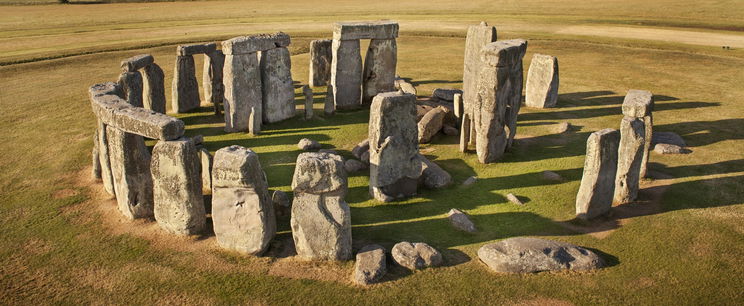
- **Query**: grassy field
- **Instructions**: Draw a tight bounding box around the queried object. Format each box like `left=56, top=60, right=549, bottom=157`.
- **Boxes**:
left=1, top=0, right=743, bottom=304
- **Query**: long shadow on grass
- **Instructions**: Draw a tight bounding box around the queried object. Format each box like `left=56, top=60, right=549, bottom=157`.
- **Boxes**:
left=518, top=100, right=717, bottom=122
left=655, top=118, right=744, bottom=147
left=556, top=91, right=678, bottom=107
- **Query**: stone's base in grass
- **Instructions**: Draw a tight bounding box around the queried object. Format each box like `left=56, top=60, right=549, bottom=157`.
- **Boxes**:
left=542, top=170, right=563, bottom=181
left=391, top=241, right=442, bottom=270
left=654, top=143, right=691, bottom=154
left=652, top=131, right=686, bottom=147
left=478, top=237, right=604, bottom=273
left=447, top=208, right=477, bottom=232
left=353, top=244, right=387, bottom=285
left=297, top=138, right=321, bottom=151
left=553, top=122, right=571, bottom=134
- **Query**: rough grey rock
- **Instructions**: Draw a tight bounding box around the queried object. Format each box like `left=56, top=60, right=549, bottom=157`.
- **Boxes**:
left=117, top=71, right=143, bottom=107
left=416, top=104, right=434, bottom=122
left=553, top=122, right=571, bottom=134
left=120, top=54, right=154, bottom=72
left=272, top=190, right=291, bottom=216
left=302, top=85, right=313, bottom=120
left=621, top=89, right=653, bottom=118
left=614, top=117, right=645, bottom=205
left=92, top=129, right=102, bottom=180
left=223, top=52, right=262, bottom=133
left=203, top=50, right=225, bottom=116
left=654, top=143, right=690, bottom=154
left=318, top=149, right=337, bottom=154
left=368, top=92, right=421, bottom=202
left=418, top=107, right=446, bottom=143
left=360, top=151, right=370, bottom=165
left=198, top=147, right=213, bottom=193
left=344, top=159, right=367, bottom=173
left=576, top=129, right=620, bottom=220
left=462, top=176, right=477, bottom=186
left=362, top=38, right=397, bottom=105
left=542, top=170, right=563, bottom=181
left=432, top=88, right=463, bottom=102
left=391, top=242, right=442, bottom=270
left=462, top=22, right=497, bottom=132
left=352, top=139, right=370, bottom=159
left=212, top=145, right=275, bottom=254
left=652, top=131, right=686, bottom=147
left=506, top=193, right=524, bottom=206
left=442, top=125, right=458, bottom=136
left=331, top=39, right=362, bottom=110
left=525, top=54, right=559, bottom=108
left=309, top=39, right=333, bottom=87
left=291, top=152, right=351, bottom=260
left=478, top=237, right=604, bottom=273
left=459, top=113, right=471, bottom=152
left=221, top=33, right=291, bottom=55
left=248, top=106, right=261, bottom=136
left=97, top=121, right=115, bottom=195
left=353, top=244, right=387, bottom=285
left=447, top=208, right=476, bottom=232
left=151, top=138, right=205, bottom=235
left=394, top=76, right=417, bottom=95
left=89, top=83, right=184, bottom=140
left=177, top=42, right=217, bottom=56
left=453, top=93, right=463, bottom=121
left=297, top=138, right=321, bottom=151
left=333, top=21, right=399, bottom=40
left=172, top=55, right=201, bottom=113
left=417, top=154, right=452, bottom=189
left=107, top=126, right=153, bottom=219
left=261, top=47, right=295, bottom=123
left=142, top=63, right=166, bottom=114
left=324, top=85, right=335, bottom=116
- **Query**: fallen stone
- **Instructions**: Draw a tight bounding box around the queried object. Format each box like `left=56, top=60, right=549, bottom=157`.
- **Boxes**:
left=447, top=208, right=476, bottom=232
left=108, top=126, right=153, bottom=220
left=525, top=54, right=559, bottom=108
left=142, top=63, right=166, bottom=114
left=331, top=39, right=363, bottom=110
left=506, top=193, right=524, bottom=205
left=352, top=139, right=370, bottom=159
left=432, top=88, right=463, bottom=102
left=553, top=122, right=571, bottom=134
left=462, top=176, right=477, bottom=186
left=576, top=129, right=620, bottom=220
left=303, top=85, right=313, bottom=120
left=223, top=52, right=262, bottom=133
left=478, top=237, right=604, bottom=273
left=654, top=143, right=690, bottom=154
left=417, top=154, right=452, bottom=189
left=614, top=117, right=645, bottom=205
left=344, top=159, right=367, bottom=173
left=542, top=170, right=563, bottom=181
left=353, top=244, right=387, bottom=285
left=394, top=76, right=417, bottom=95
left=416, top=104, right=434, bottom=122
left=652, top=131, right=686, bottom=147
left=120, top=54, right=154, bottom=72
left=309, top=39, right=333, bottom=87
left=391, top=242, right=443, bottom=270
left=177, top=42, right=217, bottom=56
left=221, top=33, right=291, bottom=55
left=418, top=107, right=446, bottom=143
left=333, top=21, right=399, bottom=40
left=261, top=47, right=295, bottom=123
left=362, top=38, right=397, bottom=105
left=297, top=138, right=321, bottom=151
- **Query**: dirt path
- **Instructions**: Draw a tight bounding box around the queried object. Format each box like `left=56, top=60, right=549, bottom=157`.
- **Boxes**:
left=554, top=25, right=744, bottom=48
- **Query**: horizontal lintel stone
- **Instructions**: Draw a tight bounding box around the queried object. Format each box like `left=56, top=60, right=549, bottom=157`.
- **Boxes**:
left=333, top=21, right=399, bottom=40
left=221, top=32, right=291, bottom=55
left=120, top=54, right=154, bottom=72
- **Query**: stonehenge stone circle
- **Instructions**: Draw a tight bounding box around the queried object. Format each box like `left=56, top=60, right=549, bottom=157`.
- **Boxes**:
left=142, top=63, right=166, bottom=114
left=478, top=238, right=604, bottom=273
left=622, top=89, right=654, bottom=178
left=330, top=39, right=362, bottom=110
left=353, top=244, right=387, bottom=285
left=368, top=92, right=421, bottom=202
left=614, top=117, right=645, bottom=205
left=261, top=47, right=295, bottom=123
left=118, top=71, right=144, bottom=108
left=576, top=128, right=620, bottom=220
left=212, top=145, right=276, bottom=255
left=391, top=242, right=443, bottom=270
left=107, top=126, right=154, bottom=220
left=203, top=50, right=225, bottom=116
left=172, top=54, right=201, bottom=113
left=362, top=38, right=397, bottom=105
left=462, top=21, right=497, bottom=132
left=291, top=152, right=352, bottom=260
left=309, top=39, right=332, bottom=87
left=151, top=138, right=206, bottom=235
left=474, top=39, right=527, bottom=163
left=525, top=54, right=559, bottom=108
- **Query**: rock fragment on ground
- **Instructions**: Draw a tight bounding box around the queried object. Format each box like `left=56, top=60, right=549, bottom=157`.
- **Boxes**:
left=654, top=143, right=690, bottom=154
left=353, top=244, right=387, bottom=285
left=391, top=241, right=443, bottom=270
left=297, top=138, right=321, bottom=151
left=447, top=208, right=476, bottom=232
left=506, top=193, right=524, bottom=205
left=477, top=237, right=604, bottom=273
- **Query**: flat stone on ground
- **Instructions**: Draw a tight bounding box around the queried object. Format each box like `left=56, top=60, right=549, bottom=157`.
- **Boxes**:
left=391, top=241, right=443, bottom=270
left=478, top=237, right=604, bottom=273
left=353, top=244, right=387, bottom=285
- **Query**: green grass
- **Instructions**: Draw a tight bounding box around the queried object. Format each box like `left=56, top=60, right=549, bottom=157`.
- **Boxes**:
left=1, top=2, right=744, bottom=304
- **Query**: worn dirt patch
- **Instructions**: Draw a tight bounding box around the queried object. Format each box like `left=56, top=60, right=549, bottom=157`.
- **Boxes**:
left=511, top=297, right=575, bottom=306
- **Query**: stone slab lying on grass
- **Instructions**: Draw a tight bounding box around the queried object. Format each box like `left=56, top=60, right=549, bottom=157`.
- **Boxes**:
left=418, top=107, right=446, bottom=143
left=392, top=241, right=443, bottom=270
left=353, top=244, right=387, bottom=285
left=432, top=88, right=463, bottom=102
left=654, top=143, right=690, bottom=154
left=506, top=193, right=524, bottom=205
left=652, top=131, right=686, bottom=147
left=478, top=237, right=604, bottom=273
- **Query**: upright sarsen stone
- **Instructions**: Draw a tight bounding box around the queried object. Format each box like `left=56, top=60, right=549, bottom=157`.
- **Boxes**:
left=368, top=92, right=421, bottom=202
left=212, top=145, right=275, bottom=255
left=614, top=117, right=645, bottom=204
left=98, top=120, right=115, bottom=195
left=525, top=54, right=559, bottom=108
left=331, top=39, right=362, bottom=110
left=172, top=55, right=201, bottom=113
left=260, top=47, right=295, bottom=123
left=203, top=50, right=225, bottom=116
left=303, top=85, right=313, bottom=120
left=142, top=63, right=166, bottom=114
left=291, top=152, right=351, bottom=260
left=222, top=52, right=262, bottom=133
left=118, top=71, right=143, bottom=108
left=462, top=22, right=497, bottom=132
left=576, top=129, right=620, bottom=220
left=309, top=39, right=332, bottom=87
left=622, top=89, right=654, bottom=178
left=362, top=38, right=397, bottom=105
left=107, top=126, right=153, bottom=220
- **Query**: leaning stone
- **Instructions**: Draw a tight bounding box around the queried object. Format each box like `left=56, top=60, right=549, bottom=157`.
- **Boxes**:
left=432, top=88, right=463, bottom=102
left=142, top=63, right=166, bottom=114
left=291, top=152, right=351, bottom=260
left=576, top=129, right=620, bottom=220
left=417, top=154, right=452, bottom=189
left=362, top=38, right=397, bottom=105
left=459, top=114, right=471, bottom=152
left=107, top=126, right=153, bottom=219
left=353, top=244, right=387, bottom=285
left=324, top=85, right=335, bottom=116
left=462, top=176, right=477, bottom=186
left=331, top=39, right=363, bottom=110
left=447, top=209, right=476, bottom=232
left=478, top=237, right=604, bottom=273
left=203, top=50, right=225, bottom=116
left=223, top=52, right=262, bottom=133
left=297, top=138, right=321, bottom=151
left=391, top=242, right=442, bottom=270
left=344, top=159, right=367, bottom=173
left=525, top=54, right=559, bottom=108
left=462, top=22, right=497, bottom=131
left=221, top=32, right=291, bottom=55
left=120, top=54, right=154, bottom=72
left=261, top=47, right=295, bottom=123
left=418, top=107, right=446, bottom=143
left=212, top=145, right=275, bottom=254
left=309, top=39, right=333, bottom=87
left=654, top=143, right=690, bottom=154
left=614, top=117, right=645, bottom=205
left=621, top=89, right=653, bottom=118
left=117, top=71, right=144, bottom=107
left=172, top=55, right=201, bottom=113
left=198, top=147, right=213, bottom=193
left=652, top=131, right=686, bottom=147
left=506, top=193, right=524, bottom=206
left=333, top=21, right=399, bottom=40
left=416, top=104, right=434, bottom=122
left=542, top=170, right=563, bottom=181
left=352, top=139, right=370, bottom=159
left=394, top=76, right=417, bottom=95
left=302, top=85, right=313, bottom=120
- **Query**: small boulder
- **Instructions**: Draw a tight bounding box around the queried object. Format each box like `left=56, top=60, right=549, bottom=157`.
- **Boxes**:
left=654, top=143, right=690, bottom=154
left=478, top=237, right=605, bottom=273
left=432, top=88, right=463, bottom=102
left=353, top=244, right=387, bottom=285
left=447, top=208, right=476, bottom=233
left=344, top=159, right=368, bottom=173
left=297, top=138, right=321, bottom=151
left=652, top=131, right=686, bottom=147
left=462, top=176, right=477, bottom=186
left=442, top=125, right=459, bottom=136
left=553, top=122, right=571, bottom=134
left=542, top=170, right=563, bottom=181
left=418, top=154, right=452, bottom=189
left=391, top=242, right=443, bottom=270
left=506, top=193, right=524, bottom=205
left=394, top=77, right=417, bottom=95
left=352, top=139, right=370, bottom=159
left=418, top=107, right=446, bottom=143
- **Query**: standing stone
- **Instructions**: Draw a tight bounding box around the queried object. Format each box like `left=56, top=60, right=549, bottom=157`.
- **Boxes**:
left=576, top=129, right=620, bottom=220
left=260, top=47, right=295, bottom=123
left=475, top=39, right=528, bottom=163
left=203, top=50, right=225, bottom=116
left=368, top=92, right=421, bottom=202
left=453, top=93, right=463, bottom=122
left=303, top=85, right=313, bottom=120
left=525, top=54, right=559, bottom=108
left=92, top=129, right=101, bottom=180
left=614, top=117, right=645, bottom=204
left=223, top=52, right=262, bottom=133
left=331, top=39, right=362, bottom=110
left=362, top=38, right=397, bottom=105
left=353, top=244, right=387, bottom=285
left=459, top=113, right=471, bottom=153
left=291, top=152, right=351, bottom=260
left=198, top=148, right=213, bottom=193
left=107, top=126, right=153, bottom=220
left=151, top=138, right=205, bottom=235
left=97, top=121, right=115, bottom=195
left=172, top=55, right=201, bottom=113
left=117, top=71, right=144, bottom=108
left=309, top=39, right=333, bottom=87
left=212, top=145, right=275, bottom=254
left=462, top=21, right=497, bottom=137
left=142, top=63, right=166, bottom=114
left=324, top=85, right=335, bottom=116
left=622, top=89, right=654, bottom=178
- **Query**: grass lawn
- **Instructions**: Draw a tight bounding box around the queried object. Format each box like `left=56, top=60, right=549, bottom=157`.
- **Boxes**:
left=1, top=1, right=743, bottom=304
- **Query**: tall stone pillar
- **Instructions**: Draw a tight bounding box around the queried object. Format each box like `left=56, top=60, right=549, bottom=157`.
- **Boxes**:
left=107, top=126, right=154, bottom=220
left=576, top=128, right=620, bottom=220
left=97, top=120, right=115, bottom=196
left=309, top=39, right=332, bottom=87
left=621, top=89, right=654, bottom=178
left=462, top=21, right=497, bottom=142
left=222, top=52, right=262, bottom=132
left=362, top=38, right=397, bottom=105
left=614, top=117, right=645, bottom=204
left=203, top=50, right=225, bottom=116
left=331, top=39, right=362, bottom=110
left=525, top=54, right=559, bottom=108
left=172, top=55, right=201, bottom=113
left=142, top=63, right=166, bottom=114
left=260, top=47, right=295, bottom=123
left=117, top=71, right=143, bottom=108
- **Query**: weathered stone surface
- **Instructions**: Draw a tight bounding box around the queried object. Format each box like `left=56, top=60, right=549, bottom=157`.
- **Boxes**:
left=553, top=122, right=571, bottom=134
left=177, top=42, right=217, bottom=56
left=120, top=54, right=154, bottom=72
left=89, top=83, right=185, bottom=140
left=576, top=129, right=620, bottom=220
left=652, top=131, right=686, bottom=147
left=248, top=106, right=261, bottom=135
left=640, top=114, right=653, bottom=178
left=459, top=113, right=471, bottom=152
left=654, top=143, right=690, bottom=154
left=297, top=138, right=321, bottom=151
left=506, top=193, right=524, bottom=205
left=353, top=244, right=386, bottom=285
left=302, top=85, right=313, bottom=120
left=291, top=152, right=351, bottom=260
left=433, top=88, right=463, bottom=102
left=462, top=22, right=497, bottom=131
left=454, top=93, right=463, bottom=120
left=324, top=85, right=335, bottom=116
left=614, top=117, right=645, bottom=205
left=272, top=190, right=290, bottom=208
left=212, top=145, right=275, bottom=254
left=621, top=89, right=653, bottom=118
left=474, top=39, right=527, bottom=163
left=525, top=54, right=559, bottom=108
left=331, top=39, right=363, bottom=110
left=172, top=55, right=201, bottom=113
left=151, top=138, right=205, bottom=235
left=97, top=120, right=115, bottom=195
left=223, top=52, right=262, bottom=133
left=417, top=154, right=452, bottom=189
left=352, top=139, right=370, bottom=159
left=362, top=39, right=397, bottom=105
left=542, top=170, right=563, bottom=181
left=198, top=147, right=213, bottom=193
left=418, top=107, right=446, bottom=143
left=118, top=71, right=143, bottom=107
left=463, top=176, right=477, bottom=186
left=447, top=209, right=476, bottom=232
left=92, top=129, right=102, bottom=180
left=442, top=125, right=458, bottom=136
left=259, top=47, right=295, bottom=123
left=107, top=126, right=153, bottom=219
left=368, top=92, right=421, bottom=202
left=221, top=33, right=291, bottom=55
left=478, top=237, right=604, bottom=273
left=203, top=50, right=225, bottom=115
left=309, top=39, right=333, bottom=87
left=333, top=21, right=399, bottom=40
left=360, top=151, right=370, bottom=165
left=391, top=242, right=442, bottom=270
left=394, top=76, right=417, bottom=95
left=142, top=63, right=166, bottom=114
left=344, top=159, right=367, bottom=173
left=416, top=104, right=434, bottom=122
